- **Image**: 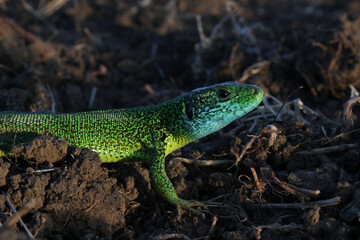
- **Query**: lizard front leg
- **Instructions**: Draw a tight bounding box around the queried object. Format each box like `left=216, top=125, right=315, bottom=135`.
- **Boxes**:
left=149, top=148, right=207, bottom=218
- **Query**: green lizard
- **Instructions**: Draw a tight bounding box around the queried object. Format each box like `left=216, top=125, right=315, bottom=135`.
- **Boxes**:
left=0, top=82, right=263, bottom=216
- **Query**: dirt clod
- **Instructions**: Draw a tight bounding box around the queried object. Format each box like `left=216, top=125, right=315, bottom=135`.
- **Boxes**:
left=10, top=136, right=67, bottom=164
left=0, top=159, right=10, bottom=187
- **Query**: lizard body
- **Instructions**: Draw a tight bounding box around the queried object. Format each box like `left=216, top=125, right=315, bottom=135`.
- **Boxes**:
left=0, top=82, right=263, bottom=216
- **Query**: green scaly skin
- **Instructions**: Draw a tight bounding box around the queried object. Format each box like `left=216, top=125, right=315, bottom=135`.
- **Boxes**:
left=0, top=82, right=263, bottom=217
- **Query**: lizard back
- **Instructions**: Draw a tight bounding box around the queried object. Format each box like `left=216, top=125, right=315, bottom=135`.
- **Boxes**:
left=0, top=108, right=163, bottom=162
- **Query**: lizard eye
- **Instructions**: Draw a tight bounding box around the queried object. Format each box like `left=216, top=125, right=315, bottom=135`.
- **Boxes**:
left=217, top=89, right=230, bottom=99
left=185, top=102, right=193, bottom=120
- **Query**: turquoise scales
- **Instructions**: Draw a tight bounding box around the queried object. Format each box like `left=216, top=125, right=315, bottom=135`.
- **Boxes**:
left=0, top=82, right=264, bottom=216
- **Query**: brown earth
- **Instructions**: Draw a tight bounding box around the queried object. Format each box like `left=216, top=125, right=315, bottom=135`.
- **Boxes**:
left=0, top=1, right=359, bottom=239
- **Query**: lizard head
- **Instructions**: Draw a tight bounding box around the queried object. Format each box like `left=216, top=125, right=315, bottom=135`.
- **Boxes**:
left=182, top=82, right=263, bottom=139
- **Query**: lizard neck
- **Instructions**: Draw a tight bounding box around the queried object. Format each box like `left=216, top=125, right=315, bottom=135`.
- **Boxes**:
left=152, top=96, right=197, bottom=155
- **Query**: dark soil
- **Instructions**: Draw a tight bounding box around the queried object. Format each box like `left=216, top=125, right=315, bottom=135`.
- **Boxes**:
left=0, top=1, right=359, bottom=239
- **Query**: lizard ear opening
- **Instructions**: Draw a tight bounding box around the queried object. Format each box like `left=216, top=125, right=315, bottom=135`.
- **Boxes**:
left=184, top=102, right=193, bottom=120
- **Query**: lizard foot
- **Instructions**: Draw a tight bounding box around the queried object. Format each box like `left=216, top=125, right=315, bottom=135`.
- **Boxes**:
left=175, top=198, right=208, bottom=219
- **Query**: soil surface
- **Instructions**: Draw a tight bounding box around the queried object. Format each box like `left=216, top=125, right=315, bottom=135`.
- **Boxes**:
left=0, top=1, right=359, bottom=239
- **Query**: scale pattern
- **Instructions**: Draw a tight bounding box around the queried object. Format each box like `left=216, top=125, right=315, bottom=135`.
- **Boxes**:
left=0, top=82, right=264, bottom=215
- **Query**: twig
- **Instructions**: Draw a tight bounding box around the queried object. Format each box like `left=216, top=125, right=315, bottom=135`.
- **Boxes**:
left=205, top=216, right=218, bottom=240
left=290, top=98, right=340, bottom=126
left=271, top=86, right=303, bottom=124
left=248, top=118, right=258, bottom=132
left=158, top=0, right=177, bottom=34
left=1, top=199, right=36, bottom=229
left=205, top=193, right=232, bottom=203
left=85, top=199, right=100, bottom=213
left=251, top=168, right=261, bottom=190
left=229, top=43, right=240, bottom=80
left=2, top=193, right=35, bottom=239
left=323, top=128, right=360, bottom=145
left=342, top=85, right=360, bottom=129
left=321, top=126, right=331, bottom=141
left=259, top=96, right=277, bottom=117
left=255, top=222, right=305, bottom=234
left=151, top=43, right=167, bottom=80
left=237, top=61, right=270, bottom=83
left=88, top=87, right=98, bottom=109
left=150, top=233, right=191, bottom=240
left=285, top=183, right=320, bottom=198
left=172, top=157, right=234, bottom=166
left=271, top=173, right=319, bottom=200
left=21, top=0, right=59, bottom=37
left=210, top=13, right=230, bottom=41
left=296, top=144, right=357, bottom=155
left=0, top=64, right=18, bottom=76
left=0, top=16, right=36, bottom=40
left=29, top=167, right=56, bottom=173
left=46, top=84, right=56, bottom=113
left=196, top=15, right=210, bottom=49
left=38, top=0, right=70, bottom=18
left=254, top=196, right=341, bottom=209
left=228, top=135, right=257, bottom=171
left=327, top=41, right=342, bottom=98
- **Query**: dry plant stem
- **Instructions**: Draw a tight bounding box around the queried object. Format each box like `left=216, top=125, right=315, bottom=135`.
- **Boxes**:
left=248, top=119, right=258, bottom=132
left=327, top=41, right=343, bottom=98
left=238, top=61, right=271, bottom=83
left=21, top=0, right=59, bottom=37
left=38, top=0, right=69, bottom=17
left=291, top=98, right=340, bottom=126
left=151, top=233, right=191, bottom=240
left=343, top=94, right=360, bottom=129
left=229, top=43, right=240, bottom=80
left=257, top=94, right=339, bottom=128
left=88, top=86, right=98, bottom=109
left=323, top=128, right=360, bottom=145
left=0, top=63, right=17, bottom=75
left=256, top=223, right=305, bottom=232
left=205, top=193, right=232, bottom=203
left=261, top=96, right=278, bottom=116
left=0, top=16, right=36, bottom=40
left=1, top=199, right=36, bottom=229
left=196, top=15, right=209, bottom=48
left=44, top=84, right=56, bottom=113
left=158, top=0, right=177, bottom=34
left=251, top=168, right=261, bottom=190
left=172, top=157, right=234, bottom=166
left=85, top=199, right=100, bottom=213
left=271, top=173, right=319, bottom=200
left=210, top=13, right=231, bottom=40
left=286, top=183, right=320, bottom=198
left=228, top=135, right=257, bottom=171
left=296, top=144, right=357, bottom=155
left=255, top=196, right=341, bottom=209
left=205, top=216, right=218, bottom=240
left=31, top=168, right=56, bottom=173
left=2, top=193, right=35, bottom=239
left=242, top=113, right=275, bottom=122
left=271, top=86, right=303, bottom=124
left=321, top=126, right=331, bottom=141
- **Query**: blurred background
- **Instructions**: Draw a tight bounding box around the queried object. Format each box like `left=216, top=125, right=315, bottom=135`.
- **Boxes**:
left=0, top=0, right=359, bottom=115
